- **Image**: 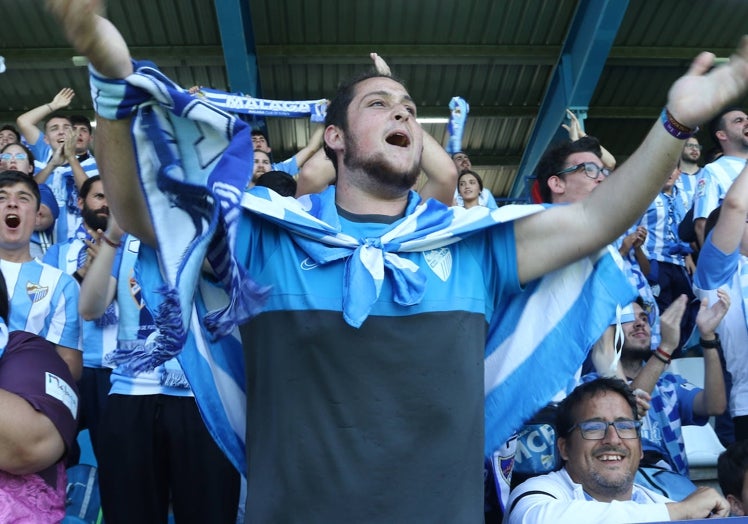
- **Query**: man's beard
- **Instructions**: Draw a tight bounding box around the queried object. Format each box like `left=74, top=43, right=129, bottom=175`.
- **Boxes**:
left=343, top=137, right=420, bottom=197
left=623, top=346, right=652, bottom=363
left=82, top=204, right=109, bottom=231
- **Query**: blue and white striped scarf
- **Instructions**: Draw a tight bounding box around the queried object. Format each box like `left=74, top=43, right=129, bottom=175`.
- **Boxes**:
left=91, top=61, right=636, bottom=472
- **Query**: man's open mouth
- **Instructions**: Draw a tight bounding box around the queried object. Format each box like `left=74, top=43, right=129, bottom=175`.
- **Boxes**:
left=5, top=214, right=20, bottom=228
left=386, top=132, right=410, bottom=147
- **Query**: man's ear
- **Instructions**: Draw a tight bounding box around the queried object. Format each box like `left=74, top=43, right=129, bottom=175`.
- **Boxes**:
left=716, top=129, right=728, bottom=143
left=557, top=436, right=569, bottom=461
left=727, top=493, right=745, bottom=516
left=324, top=125, right=344, bottom=154
left=547, top=175, right=565, bottom=196
left=77, top=197, right=84, bottom=211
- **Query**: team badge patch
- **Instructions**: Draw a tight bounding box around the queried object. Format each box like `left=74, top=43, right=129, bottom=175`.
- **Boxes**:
left=695, top=177, right=706, bottom=197
left=423, top=247, right=452, bottom=281
left=26, top=282, right=48, bottom=303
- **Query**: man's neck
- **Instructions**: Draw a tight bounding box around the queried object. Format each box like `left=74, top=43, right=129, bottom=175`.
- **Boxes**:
left=566, top=467, right=634, bottom=503
left=721, top=146, right=748, bottom=160
left=335, top=171, right=411, bottom=217
left=0, top=247, right=33, bottom=263
left=680, top=160, right=699, bottom=174
left=620, top=357, right=643, bottom=380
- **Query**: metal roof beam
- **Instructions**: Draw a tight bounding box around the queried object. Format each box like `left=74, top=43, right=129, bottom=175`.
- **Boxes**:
left=509, top=0, right=629, bottom=198
left=213, top=0, right=260, bottom=96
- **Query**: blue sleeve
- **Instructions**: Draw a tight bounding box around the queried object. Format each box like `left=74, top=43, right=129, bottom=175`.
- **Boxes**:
left=671, top=374, right=708, bottom=427
left=42, top=244, right=62, bottom=267
left=29, top=133, right=52, bottom=165
left=693, top=233, right=740, bottom=290
left=272, top=156, right=299, bottom=176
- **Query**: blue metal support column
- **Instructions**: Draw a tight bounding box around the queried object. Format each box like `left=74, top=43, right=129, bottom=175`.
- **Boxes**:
left=509, top=0, right=629, bottom=199
left=214, top=0, right=261, bottom=97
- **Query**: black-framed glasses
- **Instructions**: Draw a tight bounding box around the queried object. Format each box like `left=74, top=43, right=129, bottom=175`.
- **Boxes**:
left=555, top=162, right=611, bottom=180
left=684, top=143, right=702, bottom=150
left=569, top=419, right=641, bottom=440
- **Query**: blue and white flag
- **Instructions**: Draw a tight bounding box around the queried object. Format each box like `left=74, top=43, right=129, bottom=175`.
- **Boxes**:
left=90, top=61, right=636, bottom=474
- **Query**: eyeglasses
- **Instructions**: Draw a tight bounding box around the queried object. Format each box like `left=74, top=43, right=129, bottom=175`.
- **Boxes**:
left=684, top=143, right=702, bottom=150
left=569, top=419, right=641, bottom=440
left=0, top=153, right=27, bottom=161
left=555, top=162, right=610, bottom=180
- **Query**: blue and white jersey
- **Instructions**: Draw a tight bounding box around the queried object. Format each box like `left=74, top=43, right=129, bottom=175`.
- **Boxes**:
left=693, top=156, right=747, bottom=220
left=0, top=258, right=80, bottom=351
left=675, top=169, right=699, bottom=212
left=109, top=236, right=192, bottom=397
left=693, top=235, right=748, bottom=417
left=639, top=189, right=688, bottom=266
left=28, top=135, right=53, bottom=165
left=43, top=230, right=117, bottom=369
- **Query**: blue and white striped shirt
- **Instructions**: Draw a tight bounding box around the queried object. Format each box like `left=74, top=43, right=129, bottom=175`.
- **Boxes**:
left=0, top=258, right=80, bottom=351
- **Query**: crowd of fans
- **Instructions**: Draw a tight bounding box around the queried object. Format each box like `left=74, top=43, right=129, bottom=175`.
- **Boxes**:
left=3, top=1, right=748, bottom=522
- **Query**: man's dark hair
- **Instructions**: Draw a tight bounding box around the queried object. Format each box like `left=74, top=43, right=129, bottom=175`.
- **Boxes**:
left=0, top=170, right=40, bottom=210
left=44, top=114, right=72, bottom=133
left=254, top=170, right=297, bottom=197
left=718, top=440, right=748, bottom=499
left=79, top=174, right=101, bottom=200
left=535, top=136, right=603, bottom=204
left=708, top=106, right=744, bottom=149
left=323, top=71, right=406, bottom=171
left=1, top=142, right=35, bottom=169
left=556, top=377, right=638, bottom=439
left=70, top=114, right=93, bottom=134
left=251, top=129, right=269, bottom=142
left=458, top=169, right=484, bottom=192
left=0, top=124, right=20, bottom=143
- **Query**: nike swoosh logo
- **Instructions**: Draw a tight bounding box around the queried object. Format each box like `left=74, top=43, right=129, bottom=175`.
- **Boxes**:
left=300, top=258, right=318, bottom=271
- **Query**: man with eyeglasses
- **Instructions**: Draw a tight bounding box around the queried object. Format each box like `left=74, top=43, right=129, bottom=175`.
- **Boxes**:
left=535, top=136, right=609, bottom=205
left=506, top=377, right=729, bottom=523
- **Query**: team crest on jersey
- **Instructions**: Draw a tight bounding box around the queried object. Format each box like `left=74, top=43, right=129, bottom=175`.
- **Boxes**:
left=423, top=247, right=452, bottom=281
left=695, top=177, right=706, bottom=197
left=26, top=282, right=49, bottom=303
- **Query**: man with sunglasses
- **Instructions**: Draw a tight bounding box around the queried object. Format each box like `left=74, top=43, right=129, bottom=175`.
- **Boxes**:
left=506, top=377, right=728, bottom=523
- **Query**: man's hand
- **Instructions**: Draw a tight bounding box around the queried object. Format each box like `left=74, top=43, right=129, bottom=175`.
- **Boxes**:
left=562, top=109, right=584, bottom=141
left=667, top=486, right=729, bottom=520
left=667, top=37, right=748, bottom=128
left=695, top=289, right=731, bottom=339
left=50, top=88, right=75, bottom=111
left=658, top=294, right=687, bottom=355
left=370, top=52, right=391, bottom=76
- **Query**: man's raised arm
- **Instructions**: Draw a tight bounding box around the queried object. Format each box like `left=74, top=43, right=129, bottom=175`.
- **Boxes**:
left=46, top=0, right=156, bottom=245
left=515, top=40, right=748, bottom=284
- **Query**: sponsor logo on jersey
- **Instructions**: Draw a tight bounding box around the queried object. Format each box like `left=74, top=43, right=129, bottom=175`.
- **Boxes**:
left=300, top=257, right=319, bottom=271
